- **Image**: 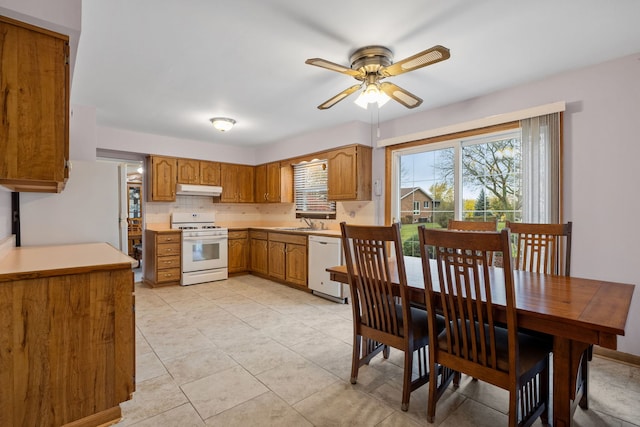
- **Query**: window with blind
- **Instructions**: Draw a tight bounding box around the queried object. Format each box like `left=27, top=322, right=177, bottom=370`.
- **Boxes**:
left=293, top=159, right=336, bottom=219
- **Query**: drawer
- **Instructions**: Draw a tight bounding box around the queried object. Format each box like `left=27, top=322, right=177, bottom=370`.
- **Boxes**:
left=158, top=233, right=180, bottom=244
left=157, top=242, right=181, bottom=256
left=269, top=232, right=307, bottom=245
left=156, top=267, right=181, bottom=283
left=229, top=230, right=248, bottom=239
left=250, top=230, right=268, bottom=240
left=157, top=255, right=180, bottom=269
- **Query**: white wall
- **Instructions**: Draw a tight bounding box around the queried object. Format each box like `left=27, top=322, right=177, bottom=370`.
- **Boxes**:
left=19, top=160, right=120, bottom=247
left=96, top=126, right=256, bottom=165
left=254, top=121, right=373, bottom=164
left=376, top=52, right=640, bottom=355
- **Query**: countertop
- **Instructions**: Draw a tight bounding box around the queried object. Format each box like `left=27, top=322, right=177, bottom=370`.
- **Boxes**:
left=243, top=226, right=341, bottom=237
left=0, top=242, right=137, bottom=282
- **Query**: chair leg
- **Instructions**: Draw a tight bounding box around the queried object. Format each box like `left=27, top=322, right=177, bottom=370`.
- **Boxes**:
left=401, top=349, right=413, bottom=411
left=579, top=350, right=589, bottom=409
left=427, top=364, right=438, bottom=422
left=540, top=358, right=550, bottom=425
left=383, top=345, right=390, bottom=359
left=351, top=335, right=361, bottom=384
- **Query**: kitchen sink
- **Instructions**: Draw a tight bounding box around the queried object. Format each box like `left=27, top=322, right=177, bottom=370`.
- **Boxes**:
left=274, top=227, right=313, bottom=231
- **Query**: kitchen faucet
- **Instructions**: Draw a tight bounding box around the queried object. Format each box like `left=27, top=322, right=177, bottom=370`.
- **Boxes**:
left=302, top=217, right=314, bottom=229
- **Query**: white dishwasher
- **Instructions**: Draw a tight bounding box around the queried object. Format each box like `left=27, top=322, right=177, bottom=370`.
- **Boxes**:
left=308, top=235, right=347, bottom=303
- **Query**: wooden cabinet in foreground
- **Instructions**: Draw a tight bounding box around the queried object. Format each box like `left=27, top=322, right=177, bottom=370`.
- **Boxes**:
left=143, top=229, right=182, bottom=286
left=147, top=156, right=177, bottom=201
left=0, top=16, right=70, bottom=193
left=327, top=145, right=372, bottom=201
left=0, top=243, right=134, bottom=427
left=228, top=230, right=249, bottom=274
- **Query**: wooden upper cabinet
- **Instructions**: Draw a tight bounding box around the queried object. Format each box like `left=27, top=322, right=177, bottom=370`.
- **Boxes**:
left=200, top=161, right=221, bottom=185
left=327, top=145, right=372, bottom=201
left=221, top=163, right=254, bottom=203
left=147, top=156, right=177, bottom=201
left=255, top=162, right=284, bottom=203
left=0, top=17, right=69, bottom=193
left=177, top=159, right=200, bottom=184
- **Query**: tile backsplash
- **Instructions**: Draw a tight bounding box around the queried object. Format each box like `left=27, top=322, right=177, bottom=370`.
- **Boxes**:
left=145, top=196, right=375, bottom=230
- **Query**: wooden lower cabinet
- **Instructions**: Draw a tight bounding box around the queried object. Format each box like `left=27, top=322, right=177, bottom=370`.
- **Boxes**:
left=0, top=243, right=134, bottom=427
left=143, top=229, right=182, bottom=286
left=250, top=230, right=269, bottom=276
left=228, top=230, right=249, bottom=274
left=267, top=232, right=307, bottom=288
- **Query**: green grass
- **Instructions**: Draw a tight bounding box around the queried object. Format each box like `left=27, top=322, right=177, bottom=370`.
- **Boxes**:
left=399, top=222, right=442, bottom=241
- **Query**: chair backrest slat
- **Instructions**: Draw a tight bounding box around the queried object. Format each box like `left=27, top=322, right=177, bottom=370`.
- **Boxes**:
left=506, top=221, right=572, bottom=276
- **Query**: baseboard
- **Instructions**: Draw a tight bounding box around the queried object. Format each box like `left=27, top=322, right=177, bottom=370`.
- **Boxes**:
left=594, top=346, right=640, bottom=367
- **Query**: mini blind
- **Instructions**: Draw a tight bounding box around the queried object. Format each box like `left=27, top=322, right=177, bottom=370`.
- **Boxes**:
left=293, top=159, right=336, bottom=217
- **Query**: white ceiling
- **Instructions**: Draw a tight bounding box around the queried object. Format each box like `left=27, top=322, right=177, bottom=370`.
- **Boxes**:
left=70, top=0, right=640, bottom=148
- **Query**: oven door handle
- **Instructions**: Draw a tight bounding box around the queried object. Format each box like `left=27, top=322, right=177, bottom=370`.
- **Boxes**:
left=182, top=235, right=228, bottom=242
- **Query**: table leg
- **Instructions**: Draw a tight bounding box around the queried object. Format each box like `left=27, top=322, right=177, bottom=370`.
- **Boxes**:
left=552, top=337, right=590, bottom=427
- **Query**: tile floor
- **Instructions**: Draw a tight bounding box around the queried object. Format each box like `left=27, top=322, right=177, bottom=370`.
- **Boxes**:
left=117, top=272, right=640, bottom=426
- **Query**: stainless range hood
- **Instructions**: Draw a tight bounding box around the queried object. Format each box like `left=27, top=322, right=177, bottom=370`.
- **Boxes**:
left=176, top=183, right=222, bottom=196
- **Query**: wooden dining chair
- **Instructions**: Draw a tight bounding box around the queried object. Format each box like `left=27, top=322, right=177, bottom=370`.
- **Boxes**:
left=505, top=221, right=590, bottom=410
left=418, top=227, right=552, bottom=427
left=340, top=221, right=442, bottom=411
left=505, top=221, right=572, bottom=276
left=447, top=218, right=498, bottom=231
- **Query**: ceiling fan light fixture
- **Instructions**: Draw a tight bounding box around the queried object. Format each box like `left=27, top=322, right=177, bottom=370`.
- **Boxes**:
left=354, top=83, right=390, bottom=109
left=210, top=117, right=236, bottom=132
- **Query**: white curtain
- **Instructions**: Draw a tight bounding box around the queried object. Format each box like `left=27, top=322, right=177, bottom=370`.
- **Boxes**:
left=520, top=113, right=561, bottom=223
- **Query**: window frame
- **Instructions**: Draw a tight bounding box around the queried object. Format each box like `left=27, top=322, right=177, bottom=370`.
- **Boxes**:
left=385, top=120, right=559, bottom=225
left=293, top=159, right=337, bottom=220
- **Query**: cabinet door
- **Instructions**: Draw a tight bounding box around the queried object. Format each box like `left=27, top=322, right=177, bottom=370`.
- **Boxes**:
left=220, top=164, right=239, bottom=202
left=268, top=241, right=286, bottom=281
left=254, top=164, right=267, bottom=202
left=286, top=243, right=307, bottom=286
left=148, top=156, right=177, bottom=201
left=228, top=236, right=249, bottom=273
left=177, top=159, right=200, bottom=184
left=327, top=147, right=358, bottom=200
left=0, top=17, right=69, bottom=193
left=327, top=146, right=372, bottom=201
left=200, top=161, right=221, bottom=185
left=265, top=162, right=281, bottom=202
left=250, top=238, right=269, bottom=275
left=237, top=165, right=255, bottom=203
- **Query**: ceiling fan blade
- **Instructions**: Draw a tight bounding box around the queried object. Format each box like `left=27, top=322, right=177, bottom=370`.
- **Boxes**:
left=305, top=58, right=364, bottom=78
left=381, top=45, right=450, bottom=77
left=379, top=82, right=423, bottom=109
left=317, top=84, right=362, bottom=109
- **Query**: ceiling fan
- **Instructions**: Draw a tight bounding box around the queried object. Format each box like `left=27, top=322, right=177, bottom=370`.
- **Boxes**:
left=305, top=45, right=450, bottom=110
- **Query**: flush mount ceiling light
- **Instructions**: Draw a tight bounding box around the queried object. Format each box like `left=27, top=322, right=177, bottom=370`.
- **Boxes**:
left=210, top=117, right=236, bottom=132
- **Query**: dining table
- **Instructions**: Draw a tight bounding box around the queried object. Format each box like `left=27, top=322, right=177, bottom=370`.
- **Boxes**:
left=327, top=256, right=635, bottom=427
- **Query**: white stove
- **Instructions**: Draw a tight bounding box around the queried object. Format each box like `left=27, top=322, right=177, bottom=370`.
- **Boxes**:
left=171, top=212, right=228, bottom=285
